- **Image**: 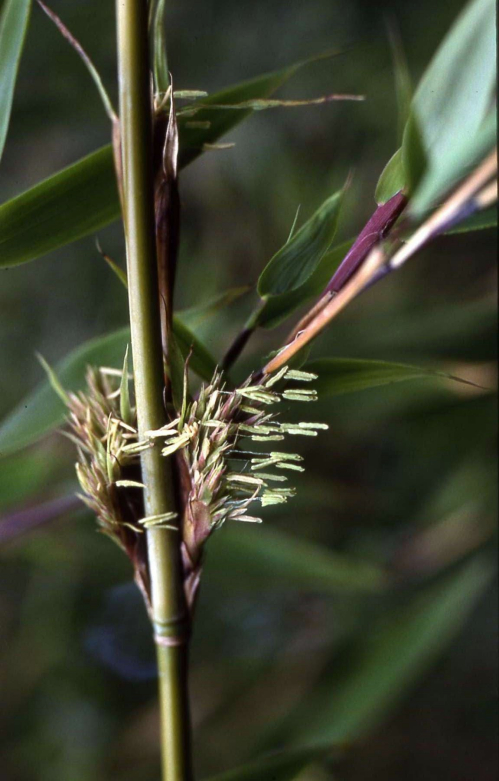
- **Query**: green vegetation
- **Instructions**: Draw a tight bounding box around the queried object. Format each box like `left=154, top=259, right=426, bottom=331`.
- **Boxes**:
left=0, top=0, right=496, bottom=779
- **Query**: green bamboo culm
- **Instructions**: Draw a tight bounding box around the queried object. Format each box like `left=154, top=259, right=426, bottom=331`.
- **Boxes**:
left=115, top=1, right=192, bottom=779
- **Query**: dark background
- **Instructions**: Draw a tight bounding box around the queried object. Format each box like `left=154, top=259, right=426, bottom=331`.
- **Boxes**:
left=0, top=1, right=497, bottom=779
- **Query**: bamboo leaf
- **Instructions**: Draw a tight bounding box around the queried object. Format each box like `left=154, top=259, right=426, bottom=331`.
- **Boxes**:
left=0, top=146, right=119, bottom=268
left=0, top=327, right=129, bottom=458
left=150, top=0, right=169, bottom=95
left=401, top=110, right=427, bottom=196
left=0, top=320, right=217, bottom=457
left=257, top=191, right=344, bottom=298
left=406, top=0, right=496, bottom=214
left=172, top=318, right=218, bottom=382
left=445, top=205, right=497, bottom=234
left=179, top=287, right=250, bottom=328
left=206, top=524, right=387, bottom=593
left=179, top=92, right=363, bottom=113
left=307, top=357, right=485, bottom=397
left=206, top=748, right=328, bottom=781
left=292, top=556, right=493, bottom=746
left=411, top=109, right=497, bottom=218
left=376, top=0, right=496, bottom=213
left=388, top=24, right=412, bottom=144
left=255, top=240, right=352, bottom=330
left=408, top=0, right=495, bottom=171
left=177, top=54, right=339, bottom=168
left=0, top=56, right=335, bottom=267
left=0, top=0, right=31, bottom=161
left=36, top=353, right=69, bottom=404
left=375, top=148, right=405, bottom=205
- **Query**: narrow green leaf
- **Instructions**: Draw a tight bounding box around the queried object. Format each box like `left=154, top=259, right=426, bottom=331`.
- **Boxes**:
left=36, top=353, right=69, bottom=404
left=255, top=240, right=352, bottom=330
left=177, top=54, right=337, bottom=168
left=445, top=205, right=497, bottom=234
left=406, top=0, right=496, bottom=214
left=401, top=110, right=427, bottom=195
left=286, top=205, right=301, bottom=244
left=179, top=93, right=363, bottom=113
left=0, top=56, right=334, bottom=267
left=206, top=524, right=387, bottom=593
left=97, top=241, right=128, bottom=287
left=206, top=748, right=327, bottom=781
left=307, top=357, right=484, bottom=397
left=0, top=327, right=129, bottom=458
left=375, top=148, right=405, bottom=205
left=0, top=319, right=217, bottom=457
left=0, top=146, right=120, bottom=268
left=0, top=0, right=31, bottom=161
left=388, top=24, right=412, bottom=144
left=173, top=318, right=218, bottom=382
left=293, top=556, right=493, bottom=745
left=258, top=191, right=344, bottom=297
left=150, top=0, right=169, bottom=95
left=179, top=287, right=250, bottom=328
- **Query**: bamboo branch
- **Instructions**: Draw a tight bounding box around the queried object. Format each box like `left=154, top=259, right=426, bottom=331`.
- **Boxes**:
left=116, top=2, right=192, bottom=779
left=263, top=149, right=498, bottom=376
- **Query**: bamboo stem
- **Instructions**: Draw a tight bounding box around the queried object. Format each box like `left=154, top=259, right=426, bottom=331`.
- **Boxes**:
left=116, top=1, right=192, bottom=778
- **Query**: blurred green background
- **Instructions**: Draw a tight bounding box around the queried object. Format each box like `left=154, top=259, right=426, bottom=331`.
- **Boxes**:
left=0, top=0, right=496, bottom=779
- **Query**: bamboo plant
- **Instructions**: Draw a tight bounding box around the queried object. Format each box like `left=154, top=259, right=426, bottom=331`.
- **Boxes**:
left=0, top=0, right=496, bottom=778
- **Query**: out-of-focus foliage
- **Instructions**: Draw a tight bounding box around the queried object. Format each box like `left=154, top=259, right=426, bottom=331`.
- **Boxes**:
left=0, top=0, right=31, bottom=160
left=0, top=56, right=327, bottom=268
left=0, top=0, right=496, bottom=779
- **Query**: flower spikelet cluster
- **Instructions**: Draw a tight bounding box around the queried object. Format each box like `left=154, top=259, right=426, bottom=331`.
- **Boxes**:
left=67, top=360, right=328, bottom=610
left=139, top=365, right=328, bottom=603
left=66, top=366, right=152, bottom=602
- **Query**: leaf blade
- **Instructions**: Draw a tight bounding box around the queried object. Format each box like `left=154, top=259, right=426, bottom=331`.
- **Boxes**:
left=376, top=0, right=496, bottom=213
left=411, top=109, right=497, bottom=217
left=0, top=318, right=218, bottom=457
left=308, top=357, right=483, bottom=397
left=206, top=748, right=327, bottom=781
left=0, top=57, right=333, bottom=267
left=255, top=240, right=353, bottom=329
left=257, top=191, right=343, bottom=297
left=0, top=0, right=31, bottom=161
left=0, top=327, right=130, bottom=458
left=0, top=146, right=120, bottom=268
left=406, top=0, right=496, bottom=213
left=375, top=148, right=405, bottom=205
left=177, top=55, right=335, bottom=168
left=409, top=0, right=495, bottom=170
left=293, top=556, right=493, bottom=746
left=206, top=524, right=387, bottom=594
left=150, top=0, right=169, bottom=95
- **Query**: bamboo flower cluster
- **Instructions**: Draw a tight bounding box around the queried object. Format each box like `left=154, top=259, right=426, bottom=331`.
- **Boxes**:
left=67, top=361, right=328, bottom=606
